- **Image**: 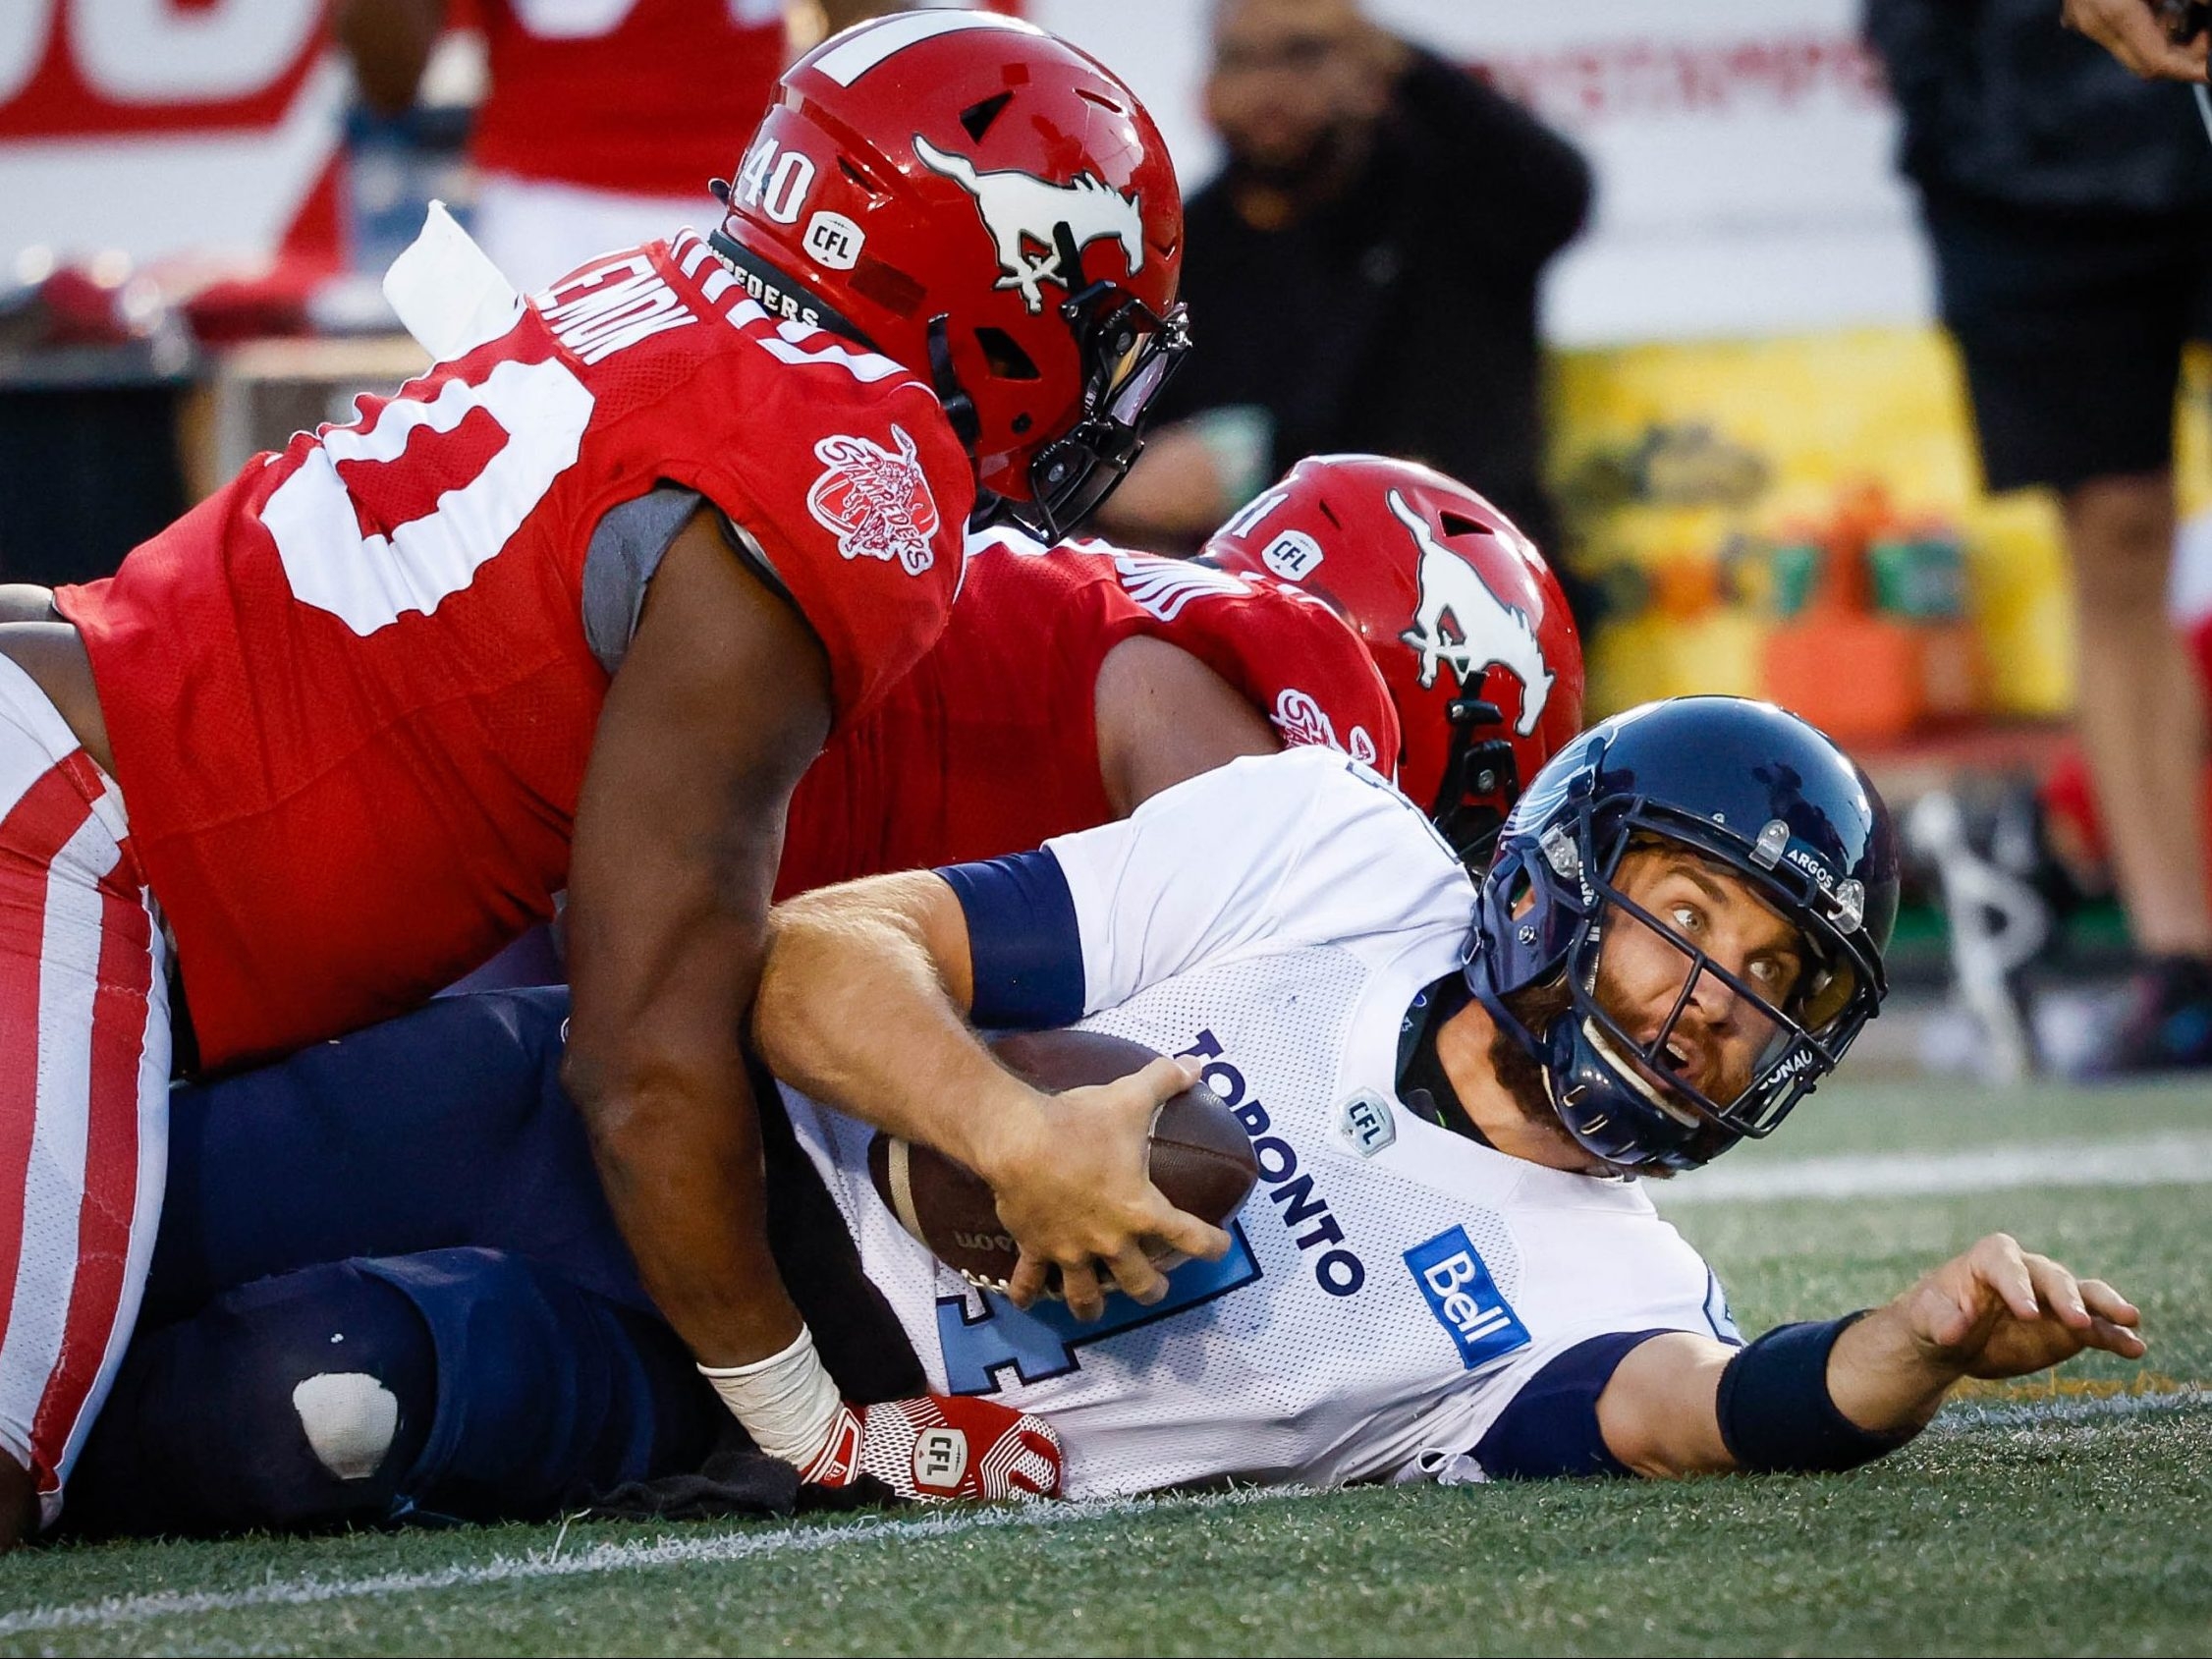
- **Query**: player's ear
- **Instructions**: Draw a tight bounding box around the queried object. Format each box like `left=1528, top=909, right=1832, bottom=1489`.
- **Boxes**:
left=1506, top=869, right=1537, bottom=921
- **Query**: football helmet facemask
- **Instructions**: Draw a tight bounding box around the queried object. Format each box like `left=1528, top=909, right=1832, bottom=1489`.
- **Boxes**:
left=1465, top=696, right=1900, bottom=1172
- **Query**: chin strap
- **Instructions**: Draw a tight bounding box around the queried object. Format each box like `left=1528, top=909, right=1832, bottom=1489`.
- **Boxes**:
left=924, top=313, right=981, bottom=451
left=1431, top=697, right=1522, bottom=870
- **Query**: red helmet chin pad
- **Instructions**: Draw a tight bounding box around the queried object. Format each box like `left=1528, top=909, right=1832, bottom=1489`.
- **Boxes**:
left=1203, top=454, right=1585, bottom=838
left=712, top=13, right=1185, bottom=506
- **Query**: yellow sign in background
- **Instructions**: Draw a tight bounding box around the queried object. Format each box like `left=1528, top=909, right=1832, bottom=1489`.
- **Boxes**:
left=1549, top=329, right=2212, bottom=721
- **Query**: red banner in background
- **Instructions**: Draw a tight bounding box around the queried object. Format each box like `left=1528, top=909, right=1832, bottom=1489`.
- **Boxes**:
left=1483, top=34, right=1887, bottom=124
left=0, top=0, right=344, bottom=273
left=0, top=0, right=329, bottom=138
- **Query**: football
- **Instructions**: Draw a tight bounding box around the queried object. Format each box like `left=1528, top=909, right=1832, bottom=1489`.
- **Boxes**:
left=865, top=1027, right=1258, bottom=1295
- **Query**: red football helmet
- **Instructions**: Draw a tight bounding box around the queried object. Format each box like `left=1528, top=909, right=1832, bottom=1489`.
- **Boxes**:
left=1202, top=454, right=1584, bottom=866
left=713, top=12, right=1188, bottom=538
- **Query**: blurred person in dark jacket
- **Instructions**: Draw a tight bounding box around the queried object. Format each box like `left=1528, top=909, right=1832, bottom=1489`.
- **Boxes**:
left=1868, top=0, right=2212, bottom=1070
left=1095, top=0, right=1591, bottom=589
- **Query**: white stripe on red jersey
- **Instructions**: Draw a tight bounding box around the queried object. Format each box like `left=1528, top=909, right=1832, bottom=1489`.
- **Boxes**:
left=0, top=657, right=167, bottom=1524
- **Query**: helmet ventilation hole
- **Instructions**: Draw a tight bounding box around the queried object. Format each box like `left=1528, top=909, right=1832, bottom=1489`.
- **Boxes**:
left=975, top=327, right=1042, bottom=380
left=961, top=91, right=1013, bottom=141
left=1439, top=511, right=1495, bottom=538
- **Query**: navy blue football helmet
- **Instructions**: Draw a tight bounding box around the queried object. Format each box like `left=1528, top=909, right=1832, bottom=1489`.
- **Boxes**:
left=1465, top=696, right=1899, bottom=1172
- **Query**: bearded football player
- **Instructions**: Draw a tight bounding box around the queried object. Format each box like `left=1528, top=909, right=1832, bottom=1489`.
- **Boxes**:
left=66, top=701, right=2142, bottom=1531
left=0, top=12, right=1200, bottom=1544
left=744, top=701, right=2140, bottom=1491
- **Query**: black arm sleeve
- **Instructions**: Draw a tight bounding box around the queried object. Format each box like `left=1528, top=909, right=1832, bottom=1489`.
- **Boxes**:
left=1716, top=1314, right=1916, bottom=1473
left=937, top=851, right=1085, bottom=1030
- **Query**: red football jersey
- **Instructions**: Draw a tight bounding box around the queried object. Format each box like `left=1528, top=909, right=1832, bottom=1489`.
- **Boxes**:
left=774, top=530, right=1400, bottom=899
left=470, top=0, right=788, bottom=199
left=59, top=227, right=969, bottom=1071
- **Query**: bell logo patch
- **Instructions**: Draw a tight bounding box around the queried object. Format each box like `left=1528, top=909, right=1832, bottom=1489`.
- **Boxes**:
left=1404, top=1227, right=1529, bottom=1370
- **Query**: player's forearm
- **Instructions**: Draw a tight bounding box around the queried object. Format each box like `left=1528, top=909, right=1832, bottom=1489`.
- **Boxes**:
left=1825, top=1300, right=1967, bottom=1438
left=755, top=882, right=1043, bottom=1182
left=1604, top=1314, right=1930, bottom=1480
left=1687, top=1236, right=2145, bottom=1473
left=563, top=1045, right=802, bottom=1367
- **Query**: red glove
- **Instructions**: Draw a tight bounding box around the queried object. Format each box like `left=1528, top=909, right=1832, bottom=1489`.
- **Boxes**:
left=801, top=1395, right=1063, bottom=1502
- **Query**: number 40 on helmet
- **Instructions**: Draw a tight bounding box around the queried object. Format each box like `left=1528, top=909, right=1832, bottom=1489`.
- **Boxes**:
left=713, top=11, right=1191, bottom=540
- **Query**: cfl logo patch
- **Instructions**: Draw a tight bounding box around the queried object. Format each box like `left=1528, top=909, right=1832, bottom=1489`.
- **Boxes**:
left=1403, top=1228, right=1529, bottom=1370
left=912, top=1425, right=969, bottom=1492
left=1338, top=1091, right=1396, bottom=1157
left=804, top=211, right=863, bottom=271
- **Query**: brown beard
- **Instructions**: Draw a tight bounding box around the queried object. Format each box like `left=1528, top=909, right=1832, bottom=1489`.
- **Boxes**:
left=1488, top=978, right=1572, bottom=1129
left=1486, top=975, right=1679, bottom=1179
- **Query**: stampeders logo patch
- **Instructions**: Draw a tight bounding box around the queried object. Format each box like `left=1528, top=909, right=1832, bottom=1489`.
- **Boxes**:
left=806, top=424, right=941, bottom=575
left=1272, top=688, right=1379, bottom=769
left=1389, top=489, right=1553, bottom=738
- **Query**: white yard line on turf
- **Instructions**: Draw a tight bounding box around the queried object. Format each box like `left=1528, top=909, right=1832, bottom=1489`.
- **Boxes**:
left=9, top=1386, right=2210, bottom=1639
left=1652, top=1131, right=2212, bottom=1206
left=1933, top=1387, right=2205, bottom=1433
left=0, top=1486, right=1307, bottom=1639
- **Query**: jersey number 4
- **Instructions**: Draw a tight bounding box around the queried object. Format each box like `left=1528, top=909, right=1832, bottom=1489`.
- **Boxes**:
left=260, top=354, right=596, bottom=636
left=936, top=1226, right=1262, bottom=1396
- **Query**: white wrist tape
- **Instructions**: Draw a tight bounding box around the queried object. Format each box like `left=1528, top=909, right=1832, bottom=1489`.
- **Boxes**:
left=697, top=1326, right=846, bottom=1467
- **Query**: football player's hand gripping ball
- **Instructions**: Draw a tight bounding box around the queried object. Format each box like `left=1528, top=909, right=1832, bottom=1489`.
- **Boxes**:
left=979, top=1055, right=1234, bottom=1322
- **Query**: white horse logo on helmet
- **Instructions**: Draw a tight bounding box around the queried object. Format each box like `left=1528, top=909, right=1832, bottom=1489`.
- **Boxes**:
left=1391, top=490, right=1554, bottom=739
left=912, top=135, right=1145, bottom=313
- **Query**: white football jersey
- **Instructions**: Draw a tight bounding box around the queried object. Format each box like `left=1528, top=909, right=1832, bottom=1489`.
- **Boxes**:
left=784, top=748, right=1738, bottom=1499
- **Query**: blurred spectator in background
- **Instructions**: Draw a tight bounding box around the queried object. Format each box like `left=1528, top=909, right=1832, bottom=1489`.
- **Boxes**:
left=336, top=0, right=898, bottom=290
left=1093, top=0, right=1591, bottom=599
left=1868, top=0, right=2212, bottom=1071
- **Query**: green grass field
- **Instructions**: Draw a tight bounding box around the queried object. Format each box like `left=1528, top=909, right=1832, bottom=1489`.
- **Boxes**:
left=2, top=1078, right=2205, bottom=1657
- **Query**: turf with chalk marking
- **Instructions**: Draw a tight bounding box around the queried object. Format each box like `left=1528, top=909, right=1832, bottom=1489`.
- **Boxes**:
left=1, top=1078, right=2204, bottom=1657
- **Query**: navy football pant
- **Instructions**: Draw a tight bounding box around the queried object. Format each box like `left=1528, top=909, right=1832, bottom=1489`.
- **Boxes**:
left=66, top=987, right=918, bottom=1535
left=66, top=1247, right=717, bottom=1534
left=144, top=986, right=648, bottom=1320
